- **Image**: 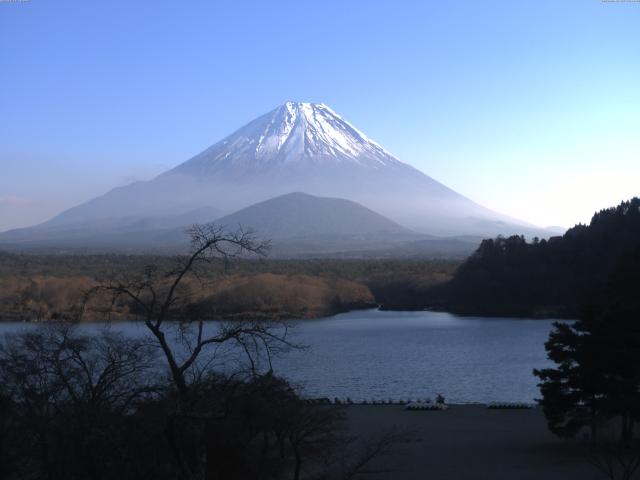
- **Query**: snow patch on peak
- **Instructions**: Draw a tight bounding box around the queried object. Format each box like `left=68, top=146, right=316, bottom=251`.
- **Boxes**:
left=252, top=101, right=403, bottom=166
left=175, top=101, right=408, bottom=175
left=313, top=104, right=395, bottom=158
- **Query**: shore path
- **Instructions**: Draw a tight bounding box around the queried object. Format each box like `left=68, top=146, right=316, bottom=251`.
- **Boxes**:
left=346, top=404, right=600, bottom=479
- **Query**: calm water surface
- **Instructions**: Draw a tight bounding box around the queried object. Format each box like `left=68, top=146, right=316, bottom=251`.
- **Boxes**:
left=0, top=309, right=561, bottom=403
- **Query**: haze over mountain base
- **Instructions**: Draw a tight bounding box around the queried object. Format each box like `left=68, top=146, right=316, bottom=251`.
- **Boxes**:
left=0, top=102, right=559, bottom=255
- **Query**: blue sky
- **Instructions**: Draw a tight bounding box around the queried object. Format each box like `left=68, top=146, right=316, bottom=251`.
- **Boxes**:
left=1, top=0, right=639, bottom=231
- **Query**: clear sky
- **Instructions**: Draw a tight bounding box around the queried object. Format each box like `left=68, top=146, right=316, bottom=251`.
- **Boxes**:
left=1, top=0, right=639, bottom=231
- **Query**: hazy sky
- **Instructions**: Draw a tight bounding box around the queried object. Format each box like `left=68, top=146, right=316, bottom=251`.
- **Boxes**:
left=1, top=0, right=639, bottom=231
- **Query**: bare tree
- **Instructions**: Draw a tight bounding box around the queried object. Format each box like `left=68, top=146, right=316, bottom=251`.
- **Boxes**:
left=587, top=437, right=640, bottom=480
left=84, top=224, right=289, bottom=398
left=84, top=224, right=299, bottom=480
left=70, top=223, right=409, bottom=480
left=0, top=324, right=160, bottom=480
left=201, top=373, right=412, bottom=480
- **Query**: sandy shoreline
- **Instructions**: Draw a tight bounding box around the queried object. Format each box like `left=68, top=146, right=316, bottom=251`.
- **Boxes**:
left=345, top=404, right=600, bottom=479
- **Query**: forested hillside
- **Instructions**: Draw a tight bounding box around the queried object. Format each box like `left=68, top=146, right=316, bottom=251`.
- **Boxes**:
left=0, top=255, right=457, bottom=322
left=430, top=198, right=640, bottom=317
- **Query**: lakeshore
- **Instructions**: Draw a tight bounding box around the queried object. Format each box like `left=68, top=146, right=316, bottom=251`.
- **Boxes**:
left=346, top=404, right=597, bottom=479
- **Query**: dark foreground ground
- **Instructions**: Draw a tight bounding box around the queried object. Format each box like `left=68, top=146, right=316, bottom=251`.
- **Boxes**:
left=346, top=405, right=601, bottom=479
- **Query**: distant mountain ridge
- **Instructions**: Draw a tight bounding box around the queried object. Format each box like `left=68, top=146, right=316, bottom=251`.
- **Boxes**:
left=200, top=192, right=452, bottom=257
left=0, top=192, right=480, bottom=257
left=214, top=192, right=411, bottom=239
left=40, top=102, right=538, bottom=234
left=0, top=101, right=555, bottom=253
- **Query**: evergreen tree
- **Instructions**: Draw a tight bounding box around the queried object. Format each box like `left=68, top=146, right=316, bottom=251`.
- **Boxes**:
left=534, top=319, right=607, bottom=440
left=535, top=250, right=640, bottom=443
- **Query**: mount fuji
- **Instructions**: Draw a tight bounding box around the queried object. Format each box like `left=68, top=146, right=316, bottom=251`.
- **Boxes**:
left=0, top=102, right=545, bottom=253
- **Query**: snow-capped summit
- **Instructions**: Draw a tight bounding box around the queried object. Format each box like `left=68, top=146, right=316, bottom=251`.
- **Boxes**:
left=255, top=101, right=396, bottom=164
left=25, top=101, right=538, bottom=239
left=172, top=102, right=403, bottom=175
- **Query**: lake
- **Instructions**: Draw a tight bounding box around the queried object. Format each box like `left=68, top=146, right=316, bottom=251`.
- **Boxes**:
left=0, top=309, right=561, bottom=403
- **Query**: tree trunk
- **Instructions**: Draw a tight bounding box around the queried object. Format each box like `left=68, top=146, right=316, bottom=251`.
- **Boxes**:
left=590, top=399, right=598, bottom=444
left=291, top=440, right=302, bottom=480
left=278, top=434, right=285, bottom=459
left=261, top=431, right=270, bottom=456
left=620, top=412, right=634, bottom=446
left=147, top=324, right=190, bottom=402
